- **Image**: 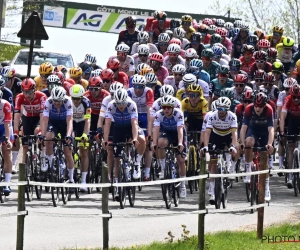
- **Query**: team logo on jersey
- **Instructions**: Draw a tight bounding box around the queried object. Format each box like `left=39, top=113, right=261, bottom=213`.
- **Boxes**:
left=131, top=107, right=136, bottom=112
left=178, top=114, right=183, bottom=120
left=108, top=107, right=112, bottom=112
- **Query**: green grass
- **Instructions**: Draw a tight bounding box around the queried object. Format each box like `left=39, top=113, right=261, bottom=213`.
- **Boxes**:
left=0, top=43, right=26, bottom=62
left=63, top=223, right=300, bottom=250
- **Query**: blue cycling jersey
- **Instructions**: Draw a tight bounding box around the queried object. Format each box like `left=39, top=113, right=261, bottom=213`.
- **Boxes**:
left=153, top=108, right=184, bottom=132
left=43, top=97, right=73, bottom=121
left=2, top=87, right=13, bottom=108
left=199, top=70, right=210, bottom=83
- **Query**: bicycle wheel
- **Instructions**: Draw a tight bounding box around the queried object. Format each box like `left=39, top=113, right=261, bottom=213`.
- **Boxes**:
left=222, top=179, right=228, bottom=209
left=95, top=152, right=102, bottom=193
left=245, top=183, right=251, bottom=202
left=214, top=165, right=222, bottom=209
left=60, top=159, right=68, bottom=205
left=293, top=151, right=300, bottom=197
left=162, top=161, right=172, bottom=209
left=235, top=159, right=240, bottom=183
left=87, top=150, right=95, bottom=194
left=118, top=161, right=126, bottom=209
left=25, top=155, right=33, bottom=202
left=187, top=146, right=196, bottom=194
left=34, top=155, right=42, bottom=199
left=50, top=157, right=59, bottom=207
left=128, top=163, right=136, bottom=207
left=173, top=183, right=180, bottom=207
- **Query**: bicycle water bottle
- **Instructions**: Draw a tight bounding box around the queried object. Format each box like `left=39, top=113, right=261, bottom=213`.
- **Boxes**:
left=172, top=163, right=176, bottom=179
left=59, top=159, right=66, bottom=176
left=125, top=162, right=131, bottom=180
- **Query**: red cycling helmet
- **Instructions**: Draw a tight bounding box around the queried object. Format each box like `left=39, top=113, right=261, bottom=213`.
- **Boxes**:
left=53, top=71, right=66, bottom=84
left=267, top=48, right=278, bottom=58
left=254, top=69, right=266, bottom=79
left=21, top=78, right=36, bottom=91
left=168, top=38, right=182, bottom=47
left=291, top=84, right=300, bottom=97
left=216, top=27, right=228, bottom=37
left=234, top=74, right=248, bottom=83
left=149, top=53, right=164, bottom=63
left=107, top=58, right=120, bottom=70
left=254, top=92, right=268, bottom=105
left=100, top=68, right=114, bottom=80
left=254, top=50, right=267, bottom=60
left=263, top=74, right=275, bottom=83
left=257, top=39, right=270, bottom=49
left=242, top=89, right=254, bottom=101
left=202, top=18, right=213, bottom=26
left=89, top=76, right=103, bottom=87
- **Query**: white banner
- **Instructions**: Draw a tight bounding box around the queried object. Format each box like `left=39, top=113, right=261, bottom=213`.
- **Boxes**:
left=43, top=5, right=65, bottom=27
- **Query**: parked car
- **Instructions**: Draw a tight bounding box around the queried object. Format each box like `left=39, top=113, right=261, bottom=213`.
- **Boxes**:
left=9, top=48, right=77, bottom=79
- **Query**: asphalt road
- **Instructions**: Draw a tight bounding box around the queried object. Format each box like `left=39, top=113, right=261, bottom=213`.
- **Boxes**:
left=0, top=161, right=300, bottom=250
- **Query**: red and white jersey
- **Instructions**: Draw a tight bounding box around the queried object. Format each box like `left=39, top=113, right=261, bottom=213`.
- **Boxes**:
left=0, top=99, right=12, bottom=125
left=84, top=89, right=110, bottom=115
left=282, top=95, right=300, bottom=118
left=133, top=53, right=151, bottom=68
left=114, top=72, right=129, bottom=89
left=15, top=91, right=47, bottom=117
left=131, top=42, right=158, bottom=55
left=163, top=55, right=185, bottom=74
left=127, top=87, right=154, bottom=114
left=109, top=55, right=135, bottom=76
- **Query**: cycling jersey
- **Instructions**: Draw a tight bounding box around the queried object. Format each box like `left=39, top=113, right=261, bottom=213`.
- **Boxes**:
left=150, top=98, right=182, bottom=117
left=66, top=78, right=88, bottom=91
left=206, top=110, right=237, bottom=136
left=222, top=37, right=233, bottom=53
left=163, top=55, right=185, bottom=74
left=231, top=35, right=249, bottom=58
left=282, top=95, right=300, bottom=118
left=127, top=87, right=154, bottom=114
left=43, top=97, right=73, bottom=121
left=100, top=95, right=113, bottom=120
left=178, top=79, right=210, bottom=98
left=265, top=35, right=285, bottom=48
left=2, top=87, right=13, bottom=108
left=202, top=34, right=211, bottom=45
left=150, top=20, right=171, bottom=43
left=34, top=76, right=48, bottom=92
left=259, top=85, right=279, bottom=103
left=230, top=86, right=252, bottom=102
left=209, top=78, right=234, bottom=98
left=63, top=80, right=75, bottom=96
left=153, top=108, right=184, bottom=132
left=15, top=91, right=47, bottom=117
left=235, top=103, right=245, bottom=129
left=239, top=56, right=255, bottom=74
left=6, top=77, right=22, bottom=102
left=249, top=62, right=272, bottom=80
left=277, top=45, right=293, bottom=63
left=144, top=17, right=155, bottom=32
left=84, top=89, right=110, bottom=115
left=0, top=99, right=12, bottom=125
left=201, top=110, right=213, bottom=131
left=42, top=89, right=50, bottom=97
left=230, top=99, right=241, bottom=113
left=109, top=55, right=135, bottom=76
left=73, top=96, right=91, bottom=123
left=115, top=71, right=129, bottom=89
left=155, top=66, right=169, bottom=84
left=291, top=51, right=300, bottom=68
left=276, top=90, right=287, bottom=107
left=181, top=97, right=208, bottom=120
left=202, top=61, right=220, bottom=81
left=148, top=84, right=161, bottom=100
left=163, top=76, right=179, bottom=93
left=180, top=26, right=195, bottom=40
left=133, top=53, right=151, bottom=68
left=116, top=30, right=139, bottom=53
left=131, top=43, right=158, bottom=55
left=176, top=88, right=187, bottom=101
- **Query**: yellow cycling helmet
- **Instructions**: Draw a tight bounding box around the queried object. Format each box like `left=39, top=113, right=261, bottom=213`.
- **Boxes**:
left=139, top=67, right=154, bottom=76
left=187, top=83, right=203, bottom=96
left=70, top=84, right=85, bottom=98
left=283, top=37, right=295, bottom=47
left=181, top=15, right=192, bottom=23
left=69, top=67, right=83, bottom=78
left=272, top=26, right=284, bottom=34
left=39, top=62, right=53, bottom=75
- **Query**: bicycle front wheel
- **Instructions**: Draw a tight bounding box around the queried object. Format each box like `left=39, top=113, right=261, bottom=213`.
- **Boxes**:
left=162, top=162, right=172, bottom=209
left=128, top=163, right=136, bottom=207
left=25, top=155, right=34, bottom=202
left=293, top=151, right=300, bottom=197
left=187, top=146, right=196, bottom=194
left=118, top=162, right=126, bottom=209
left=50, top=157, right=60, bottom=207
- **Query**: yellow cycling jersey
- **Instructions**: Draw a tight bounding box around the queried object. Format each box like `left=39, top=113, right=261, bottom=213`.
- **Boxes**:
left=176, top=88, right=186, bottom=101
left=265, top=35, right=285, bottom=47
left=181, top=97, right=208, bottom=120
left=180, top=26, right=196, bottom=40
left=79, top=79, right=89, bottom=90
left=34, top=76, right=48, bottom=91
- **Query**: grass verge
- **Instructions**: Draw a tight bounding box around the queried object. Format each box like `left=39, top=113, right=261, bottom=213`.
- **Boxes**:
left=63, top=223, right=300, bottom=250
left=0, top=43, right=26, bottom=61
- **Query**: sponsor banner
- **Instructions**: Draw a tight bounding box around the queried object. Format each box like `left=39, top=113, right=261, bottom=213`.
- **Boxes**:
left=43, top=5, right=65, bottom=27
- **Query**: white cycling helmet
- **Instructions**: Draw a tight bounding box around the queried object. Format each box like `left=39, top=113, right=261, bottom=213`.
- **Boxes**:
left=70, top=84, right=85, bottom=98
left=160, top=85, right=174, bottom=96
left=158, top=33, right=171, bottom=43
left=137, top=44, right=150, bottom=55
left=172, top=64, right=186, bottom=74
left=183, top=73, right=197, bottom=84
left=84, top=54, right=97, bottom=64
left=185, top=48, right=197, bottom=58
left=116, top=43, right=130, bottom=53
left=131, top=74, right=147, bottom=85
left=173, top=27, right=186, bottom=39
left=0, top=66, right=14, bottom=78
left=224, top=22, right=234, bottom=31
left=136, top=63, right=150, bottom=74
left=114, top=88, right=128, bottom=103
left=145, top=73, right=157, bottom=84
left=283, top=78, right=297, bottom=88
left=138, top=31, right=149, bottom=43
left=211, top=100, right=218, bottom=112
left=160, top=95, right=176, bottom=107
left=217, top=96, right=231, bottom=110
left=47, top=75, right=62, bottom=85
left=109, top=82, right=124, bottom=94
left=51, top=86, right=66, bottom=101
left=167, top=44, right=181, bottom=54
left=234, top=20, right=243, bottom=28
left=90, top=69, right=103, bottom=77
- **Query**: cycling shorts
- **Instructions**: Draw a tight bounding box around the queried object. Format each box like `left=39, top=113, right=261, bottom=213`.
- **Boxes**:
left=0, top=124, right=13, bottom=144
left=287, top=116, right=300, bottom=143
left=159, top=129, right=187, bottom=156
left=73, top=121, right=85, bottom=137
left=47, top=121, right=68, bottom=146
left=90, top=113, right=99, bottom=132
left=22, top=115, right=40, bottom=145
left=186, top=116, right=203, bottom=131
left=138, top=113, right=148, bottom=136
left=209, top=131, right=231, bottom=150
left=246, top=127, right=268, bottom=150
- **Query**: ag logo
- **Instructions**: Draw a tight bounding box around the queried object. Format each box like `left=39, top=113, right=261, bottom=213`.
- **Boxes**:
left=74, top=13, right=103, bottom=27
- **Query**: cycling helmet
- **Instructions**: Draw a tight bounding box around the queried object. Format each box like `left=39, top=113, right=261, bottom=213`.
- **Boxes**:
left=257, top=39, right=270, bottom=49
left=247, top=35, right=258, bottom=47
left=190, top=32, right=202, bottom=43
left=89, top=76, right=103, bottom=87
left=190, top=59, right=203, bottom=69
left=21, top=78, right=35, bottom=91
left=153, top=10, right=159, bottom=18
left=198, top=24, right=209, bottom=33
left=115, top=44, right=130, bottom=53
left=211, top=100, right=218, bottom=111
left=254, top=29, right=265, bottom=40
left=125, top=16, right=136, bottom=26
left=202, top=18, right=213, bottom=26
left=137, top=31, right=149, bottom=43
left=283, top=37, right=295, bottom=47
left=267, top=48, right=278, bottom=59
left=239, top=23, right=250, bottom=32
left=187, top=84, right=203, bottom=95
left=209, top=25, right=218, bottom=33
left=158, top=33, right=171, bottom=43
left=91, top=69, right=103, bottom=78
left=242, top=89, right=254, bottom=101
left=212, top=45, right=223, bottom=57
left=241, top=44, right=255, bottom=54
left=224, top=22, right=234, bottom=30
left=216, top=96, right=231, bottom=110
left=132, top=74, right=147, bottom=86
left=173, top=27, right=186, bottom=39
left=168, top=38, right=182, bottom=47
left=211, top=18, right=217, bottom=25
left=182, top=73, right=197, bottom=84
left=39, top=62, right=53, bottom=75
left=220, top=88, right=234, bottom=99
left=51, top=86, right=66, bottom=101
left=218, top=65, right=230, bottom=74
left=254, top=51, right=267, bottom=60
left=210, top=33, right=222, bottom=44
left=160, top=85, right=174, bottom=96
left=70, top=84, right=85, bottom=98
left=185, top=48, right=197, bottom=58
left=149, top=53, right=164, bottom=63
left=79, top=62, right=93, bottom=74
left=114, top=88, right=128, bottom=103
left=231, top=28, right=240, bottom=37
left=160, top=95, right=176, bottom=107
left=181, top=15, right=192, bottom=23
left=216, top=27, right=228, bottom=37
left=47, top=75, right=61, bottom=86
left=0, top=76, right=5, bottom=87
left=272, top=61, right=284, bottom=73
left=100, top=68, right=114, bottom=80
left=215, top=18, right=225, bottom=27
left=69, top=67, right=83, bottom=78
left=172, top=64, right=186, bottom=73
left=109, top=82, right=124, bottom=94
left=254, top=69, right=266, bottom=79
left=136, top=63, right=151, bottom=74
left=1, top=66, right=15, bottom=78
left=229, top=58, right=241, bottom=68
left=84, top=54, right=97, bottom=64
left=254, top=92, right=268, bottom=105
left=156, top=11, right=167, bottom=20
left=272, top=26, right=284, bottom=34
left=263, top=73, right=275, bottom=83
left=234, top=20, right=243, bottom=28
left=139, top=67, right=154, bottom=76
left=145, top=73, right=158, bottom=84
left=107, top=58, right=120, bottom=70
left=167, top=44, right=181, bottom=54
left=137, top=44, right=150, bottom=55
left=201, top=48, right=214, bottom=58
left=165, top=29, right=173, bottom=40
left=53, top=71, right=65, bottom=83
left=234, top=74, right=247, bottom=83
left=53, top=65, right=68, bottom=75
left=283, top=77, right=297, bottom=88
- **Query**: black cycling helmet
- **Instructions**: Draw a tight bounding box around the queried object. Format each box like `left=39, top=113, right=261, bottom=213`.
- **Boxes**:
left=229, top=58, right=241, bottom=69
left=210, top=33, right=222, bottom=44
left=190, top=32, right=202, bottom=43
left=125, top=16, right=136, bottom=26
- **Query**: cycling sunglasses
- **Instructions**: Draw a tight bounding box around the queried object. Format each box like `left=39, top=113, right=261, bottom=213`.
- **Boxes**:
left=72, top=97, right=82, bottom=101
left=292, top=96, right=300, bottom=100
left=111, top=68, right=119, bottom=72
left=188, top=93, right=200, bottom=98
left=102, top=79, right=112, bottom=83
left=117, top=52, right=126, bottom=57
left=218, top=73, right=228, bottom=77
left=243, top=52, right=253, bottom=56
left=201, top=56, right=211, bottom=61
left=53, top=99, right=62, bottom=103
left=22, top=90, right=34, bottom=95
left=159, top=42, right=168, bottom=47
left=243, top=100, right=252, bottom=104
left=255, top=79, right=264, bottom=82
left=116, top=101, right=127, bottom=106
left=162, top=105, right=173, bottom=110
left=139, top=54, right=148, bottom=57
left=255, top=60, right=265, bottom=63
left=89, top=87, right=100, bottom=91
left=217, top=107, right=227, bottom=111
left=230, top=67, right=239, bottom=71
left=174, top=73, right=184, bottom=77
left=254, top=104, right=265, bottom=108
left=263, top=82, right=273, bottom=86
left=133, top=85, right=145, bottom=89
left=234, top=83, right=244, bottom=87
left=168, top=52, right=178, bottom=57
left=191, top=42, right=200, bottom=45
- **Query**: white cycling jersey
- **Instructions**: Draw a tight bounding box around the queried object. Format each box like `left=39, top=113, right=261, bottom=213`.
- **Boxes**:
left=181, top=38, right=190, bottom=50
left=109, top=55, right=135, bottom=76
left=222, top=54, right=230, bottom=62
left=277, top=90, right=287, bottom=107
left=130, top=42, right=158, bottom=55
left=230, top=86, right=252, bottom=102
left=132, top=53, right=151, bottom=68
left=163, top=75, right=179, bottom=93
left=127, top=87, right=154, bottom=114
left=201, top=111, right=213, bottom=131
left=178, top=79, right=210, bottom=97
left=100, top=95, right=114, bottom=121
left=150, top=97, right=182, bottom=117
left=163, top=55, right=185, bottom=74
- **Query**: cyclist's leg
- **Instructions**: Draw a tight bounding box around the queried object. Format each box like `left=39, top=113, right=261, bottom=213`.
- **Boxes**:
left=287, top=121, right=297, bottom=188
left=11, top=117, right=20, bottom=174
left=43, top=124, right=56, bottom=172
left=133, top=127, right=146, bottom=179
left=156, top=133, right=168, bottom=179
left=244, top=128, right=256, bottom=183
left=1, top=125, right=12, bottom=194
left=107, top=122, right=114, bottom=181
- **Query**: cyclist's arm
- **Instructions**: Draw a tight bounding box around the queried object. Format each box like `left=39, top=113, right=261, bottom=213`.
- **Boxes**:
left=152, top=125, right=160, bottom=146
left=4, top=121, right=10, bottom=140
left=231, top=128, right=238, bottom=147
left=97, top=116, right=105, bottom=130
left=204, top=128, right=211, bottom=147
left=41, top=116, right=49, bottom=136
left=103, top=118, right=111, bottom=142
left=267, top=126, right=274, bottom=145
left=131, top=118, right=138, bottom=141
left=239, top=125, right=248, bottom=145
left=66, top=115, right=73, bottom=137
left=13, top=112, right=21, bottom=132
left=177, top=126, right=183, bottom=145
left=83, top=113, right=91, bottom=135
left=279, top=111, right=287, bottom=133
